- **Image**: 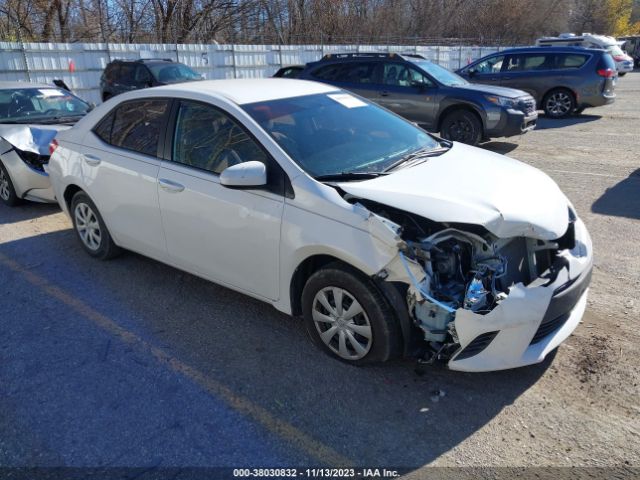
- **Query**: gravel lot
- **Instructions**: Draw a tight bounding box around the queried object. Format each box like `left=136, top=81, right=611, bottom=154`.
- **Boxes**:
left=0, top=73, right=638, bottom=476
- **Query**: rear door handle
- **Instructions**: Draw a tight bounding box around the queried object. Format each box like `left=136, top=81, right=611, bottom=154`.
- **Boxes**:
left=83, top=154, right=101, bottom=166
left=158, top=178, right=185, bottom=193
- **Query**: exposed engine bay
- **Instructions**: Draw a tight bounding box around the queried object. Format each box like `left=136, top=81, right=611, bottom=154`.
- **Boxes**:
left=349, top=197, right=574, bottom=360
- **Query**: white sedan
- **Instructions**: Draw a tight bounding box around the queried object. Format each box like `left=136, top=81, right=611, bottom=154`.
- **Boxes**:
left=47, top=79, right=593, bottom=372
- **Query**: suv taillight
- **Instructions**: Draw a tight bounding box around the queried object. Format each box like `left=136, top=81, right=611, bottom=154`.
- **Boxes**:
left=597, top=68, right=615, bottom=78
left=49, top=139, right=59, bottom=156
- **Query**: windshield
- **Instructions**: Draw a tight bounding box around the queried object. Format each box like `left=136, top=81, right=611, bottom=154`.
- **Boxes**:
left=0, top=88, right=90, bottom=123
left=148, top=63, right=202, bottom=84
left=606, top=45, right=625, bottom=57
left=243, top=92, right=439, bottom=178
left=412, top=61, right=468, bottom=86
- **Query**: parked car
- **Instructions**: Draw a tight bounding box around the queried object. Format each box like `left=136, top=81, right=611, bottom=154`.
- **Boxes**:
left=297, top=52, right=537, bottom=145
left=457, top=46, right=617, bottom=118
left=47, top=79, right=592, bottom=372
left=273, top=65, right=304, bottom=78
left=619, top=35, right=640, bottom=68
left=536, top=33, right=634, bottom=76
left=0, top=81, right=92, bottom=206
left=100, top=59, right=203, bottom=102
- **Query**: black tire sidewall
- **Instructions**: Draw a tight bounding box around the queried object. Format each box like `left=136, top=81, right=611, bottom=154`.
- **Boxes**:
left=301, top=264, right=400, bottom=365
left=441, top=110, right=482, bottom=145
left=0, top=160, right=21, bottom=207
left=543, top=89, right=575, bottom=118
left=70, top=192, right=118, bottom=260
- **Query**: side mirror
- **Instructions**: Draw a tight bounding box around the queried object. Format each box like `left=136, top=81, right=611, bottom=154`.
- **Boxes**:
left=468, top=68, right=477, bottom=77
left=220, top=161, right=267, bottom=188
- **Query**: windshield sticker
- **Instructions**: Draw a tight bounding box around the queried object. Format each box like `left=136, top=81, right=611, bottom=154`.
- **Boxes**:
left=38, top=89, right=65, bottom=97
left=327, top=93, right=367, bottom=108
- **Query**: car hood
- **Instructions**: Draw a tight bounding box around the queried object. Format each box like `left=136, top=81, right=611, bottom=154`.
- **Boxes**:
left=456, top=82, right=530, bottom=99
left=338, top=142, right=570, bottom=240
left=0, top=123, right=70, bottom=155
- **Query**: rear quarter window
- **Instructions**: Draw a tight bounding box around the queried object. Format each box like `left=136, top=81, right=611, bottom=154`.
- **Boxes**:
left=557, top=54, right=588, bottom=69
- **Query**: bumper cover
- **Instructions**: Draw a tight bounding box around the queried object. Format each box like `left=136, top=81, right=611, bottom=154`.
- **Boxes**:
left=487, top=108, right=537, bottom=138
left=448, top=218, right=592, bottom=372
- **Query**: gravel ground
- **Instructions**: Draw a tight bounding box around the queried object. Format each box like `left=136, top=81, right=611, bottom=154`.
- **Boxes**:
left=0, top=73, right=638, bottom=477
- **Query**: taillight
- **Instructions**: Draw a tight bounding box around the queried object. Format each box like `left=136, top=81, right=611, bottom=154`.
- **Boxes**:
left=597, top=68, right=615, bottom=78
left=49, top=139, right=59, bottom=156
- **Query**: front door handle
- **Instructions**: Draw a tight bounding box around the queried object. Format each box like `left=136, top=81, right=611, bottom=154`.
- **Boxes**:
left=158, top=178, right=185, bottom=193
left=83, top=154, right=101, bottom=166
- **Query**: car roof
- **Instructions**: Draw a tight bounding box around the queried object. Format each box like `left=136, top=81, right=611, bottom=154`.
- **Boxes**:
left=150, top=78, right=340, bottom=105
left=0, top=81, right=58, bottom=90
left=496, top=46, right=605, bottom=54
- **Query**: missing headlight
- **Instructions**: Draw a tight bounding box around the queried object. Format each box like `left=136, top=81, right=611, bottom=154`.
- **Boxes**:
left=15, top=148, right=50, bottom=172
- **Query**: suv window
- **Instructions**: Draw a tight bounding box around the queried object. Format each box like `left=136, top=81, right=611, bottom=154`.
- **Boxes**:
left=172, top=100, right=268, bottom=175
left=557, top=54, right=588, bottom=69
left=312, top=62, right=376, bottom=84
left=505, top=54, right=553, bottom=71
left=97, top=99, right=169, bottom=156
left=382, top=63, right=434, bottom=87
left=472, top=55, right=504, bottom=73
left=118, top=64, right=136, bottom=85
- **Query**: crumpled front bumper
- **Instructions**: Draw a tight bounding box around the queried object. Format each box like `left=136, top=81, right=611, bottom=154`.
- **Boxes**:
left=447, top=217, right=593, bottom=372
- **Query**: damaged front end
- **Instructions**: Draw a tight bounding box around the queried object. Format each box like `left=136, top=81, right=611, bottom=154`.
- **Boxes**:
left=357, top=199, right=593, bottom=372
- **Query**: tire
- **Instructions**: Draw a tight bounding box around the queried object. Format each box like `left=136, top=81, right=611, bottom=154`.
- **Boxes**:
left=0, top=160, right=21, bottom=207
left=543, top=89, right=575, bottom=118
left=440, top=109, right=483, bottom=145
left=301, top=262, right=401, bottom=365
left=618, top=72, right=626, bottom=77
left=70, top=191, right=121, bottom=260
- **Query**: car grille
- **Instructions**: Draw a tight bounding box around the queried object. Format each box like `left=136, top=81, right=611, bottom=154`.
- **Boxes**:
left=454, top=331, right=499, bottom=360
left=518, top=97, right=537, bottom=115
left=530, top=312, right=570, bottom=345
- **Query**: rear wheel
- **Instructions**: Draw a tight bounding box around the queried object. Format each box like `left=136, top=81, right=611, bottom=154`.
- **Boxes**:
left=71, top=191, right=121, bottom=260
left=301, top=263, right=400, bottom=365
left=543, top=89, right=575, bottom=118
left=440, top=110, right=483, bottom=145
left=0, top=161, right=21, bottom=207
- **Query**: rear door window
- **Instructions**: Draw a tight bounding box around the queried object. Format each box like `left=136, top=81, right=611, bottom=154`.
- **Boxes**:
left=101, top=99, right=170, bottom=156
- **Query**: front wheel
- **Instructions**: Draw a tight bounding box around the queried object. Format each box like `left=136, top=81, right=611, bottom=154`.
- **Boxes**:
left=440, top=110, right=483, bottom=145
left=543, top=89, right=575, bottom=118
left=0, top=161, right=21, bottom=207
left=71, top=191, right=121, bottom=260
left=301, top=263, right=400, bottom=365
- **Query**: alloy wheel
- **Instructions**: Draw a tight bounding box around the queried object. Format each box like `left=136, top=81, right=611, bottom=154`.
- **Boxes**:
left=546, top=92, right=572, bottom=116
left=448, top=119, right=474, bottom=143
left=312, top=286, right=372, bottom=360
left=0, top=168, right=10, bottom=201
left=74, top=202, right=102, bottom=251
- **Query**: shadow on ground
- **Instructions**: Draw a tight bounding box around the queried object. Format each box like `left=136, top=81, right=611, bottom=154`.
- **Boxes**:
left=481, top=141, right=519, bottom=154
left=0, top=204, right=554, bottom=471
left=591, top=168, right=640, bottom=220
left=0, top=202, right=60, bottom=224
left=535, top=114, right=601, bottom=130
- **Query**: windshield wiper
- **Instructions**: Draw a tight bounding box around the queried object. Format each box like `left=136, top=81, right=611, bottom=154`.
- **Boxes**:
left=314, top=171, right=385, bottom=182
left=382, top=143, right=451, bottom=173
left=37, top=114, right=85, bottom=124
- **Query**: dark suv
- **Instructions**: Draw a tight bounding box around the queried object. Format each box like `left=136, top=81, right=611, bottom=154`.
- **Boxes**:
left=298, top=53, right=537, bottom=145
left=456, top=47, right=616, bottom=118
left=100, top=59, right=202, bottom=102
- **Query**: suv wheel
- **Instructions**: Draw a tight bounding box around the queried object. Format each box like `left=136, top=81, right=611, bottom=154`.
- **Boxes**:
left=440, top=110, right=482, bottom=145
left=71, top=191, right=121, bottom=260
left=543, top=89, right=575, bottom=118
left=0, top=161, right=21, bottom=207
left=301, top=263, right=400, bottom=365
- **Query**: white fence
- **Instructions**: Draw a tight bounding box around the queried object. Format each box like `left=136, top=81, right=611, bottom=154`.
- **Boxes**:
left=0, top=42, right=512, bottom=104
